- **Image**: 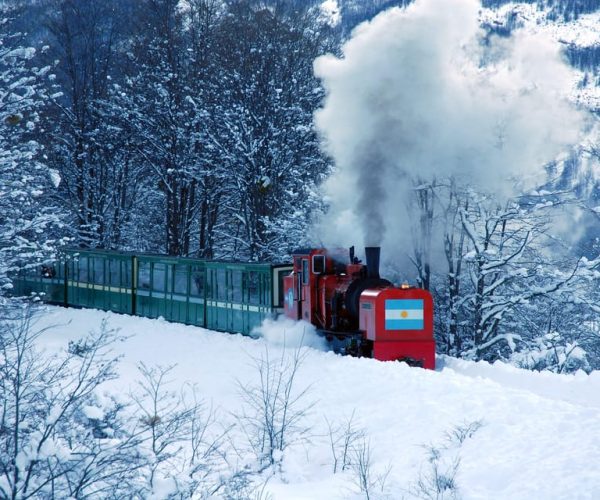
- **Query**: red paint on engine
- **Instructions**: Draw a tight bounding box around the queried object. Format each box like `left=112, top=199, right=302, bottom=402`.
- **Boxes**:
left=360, top=287, right=435, bottom=369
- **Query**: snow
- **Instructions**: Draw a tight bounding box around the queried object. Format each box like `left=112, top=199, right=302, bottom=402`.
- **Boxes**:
left=82, top=405, right=105, bottom=420
left=478, top=4, right=600, bottom=48
left=48, top=168, right=61, bottom=188
left=6, top=47, right=36, bottom=60
left=32, top=306, right=600, bottom=499
left=320, top=0, right=341, bottom=27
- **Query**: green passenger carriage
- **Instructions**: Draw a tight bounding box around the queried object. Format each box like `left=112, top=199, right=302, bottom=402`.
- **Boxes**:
left=13, top=249, right=292, bottom=336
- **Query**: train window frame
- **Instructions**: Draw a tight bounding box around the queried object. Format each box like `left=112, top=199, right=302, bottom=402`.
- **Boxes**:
left=248, top=271, right=259, bottom=305
left=312, top=255, right=325, bottom=275
left=152, top=263, right=166, bottom=293
left=301, top=259, right=309, bottom=285
left=216, top=268, right=227, bottom=301
left=190, top=266, right=204, bottom=297
left=173, top=264, right=189, bottom=295
left=232, top=270, right=243, bottom=303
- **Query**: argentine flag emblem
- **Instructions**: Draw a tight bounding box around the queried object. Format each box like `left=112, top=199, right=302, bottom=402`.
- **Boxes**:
left=385, top=299, right=424, bottom=330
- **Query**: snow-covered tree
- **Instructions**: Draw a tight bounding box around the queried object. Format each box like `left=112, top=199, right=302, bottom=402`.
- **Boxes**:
left=208, top=1, right=334, bottom=260
left=43, top=0, right=139, bottom=249
left=0, top=8, right=63, bottom=293
left=405, top=178, right=597, bottom=369
left=457, top=195, right=580, bottom=359
left=110, top=0, right=335, bottom=260
left=0, top=307, right=142, bottom=498
left=109, top=0, right=225, bottom=256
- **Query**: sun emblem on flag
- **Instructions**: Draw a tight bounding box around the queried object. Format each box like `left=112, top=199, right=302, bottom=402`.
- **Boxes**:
left=401, top=310, right=408, bottom=318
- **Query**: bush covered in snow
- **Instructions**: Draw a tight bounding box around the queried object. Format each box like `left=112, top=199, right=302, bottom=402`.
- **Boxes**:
left=511, top=332, right=591, bottom=374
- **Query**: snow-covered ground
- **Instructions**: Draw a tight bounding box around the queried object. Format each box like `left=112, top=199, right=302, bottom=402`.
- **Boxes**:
left=33, top=306, right=600, bottom=499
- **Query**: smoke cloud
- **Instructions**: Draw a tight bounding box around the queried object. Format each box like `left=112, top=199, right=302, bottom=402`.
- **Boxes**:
left=313, top=0, right=588, bottom=249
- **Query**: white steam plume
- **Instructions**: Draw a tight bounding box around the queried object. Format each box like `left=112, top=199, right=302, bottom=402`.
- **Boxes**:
left=313, top=0, right=588, bottom=248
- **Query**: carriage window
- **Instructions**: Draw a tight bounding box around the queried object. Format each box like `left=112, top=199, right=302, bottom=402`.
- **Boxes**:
left=52, top=261, right=63, bottom=279
left=138, top=262, right=151, bottom=289
left=78, top=256, right=88, bottom=282
left=232, top=271, right=243, bottom=302
left=248, top=271, right=259, bottom=305
left=68, top=260, right=76, bottom=282
left=302, top=259, right=309, bottom=285
left=93, top=258, right=105, bottom=285
left=312, top=255, right=325, bottom=274
left=263, top=274, right=271, bottom=305
left=109, top=259, right=121, bottom=286
left=152, top=263, right=166, bottom=292
left=241, top=272, right=248, bottom=303
left=123, top=260, right=133, bottom=287
left=276, top=269, right=289, bottom=306
left=174, top=265, right=188, bottom=294
left=166, top=264, right=174, bottom=293
left=191, top=267, right=204, bottom=296
left=217, top=269, right=227, bottom=301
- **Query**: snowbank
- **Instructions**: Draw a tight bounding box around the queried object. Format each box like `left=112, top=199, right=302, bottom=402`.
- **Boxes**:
left=31, top=306, right=600, bottom=499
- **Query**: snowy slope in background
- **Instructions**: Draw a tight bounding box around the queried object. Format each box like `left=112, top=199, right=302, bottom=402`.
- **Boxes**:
left=32, top=307, right=600, bottom=499
left=339, top=0, right=600, bottom=125
left=341, top=1, right=600, bottom=108
left=479, top=3, right=600, bottom=109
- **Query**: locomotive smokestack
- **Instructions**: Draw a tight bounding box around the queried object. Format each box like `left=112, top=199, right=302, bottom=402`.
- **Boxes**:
left=365, top=247, right=381, bottom=279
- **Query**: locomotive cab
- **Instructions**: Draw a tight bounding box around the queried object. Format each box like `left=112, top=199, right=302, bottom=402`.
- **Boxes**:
left=283, top=248, right=346, bottom=325
left=283, top=247, right=388, bottom=331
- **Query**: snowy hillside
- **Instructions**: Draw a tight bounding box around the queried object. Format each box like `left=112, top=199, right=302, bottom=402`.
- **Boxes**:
left=479, top=3, right=600, bottom=110
left=29, top=306, right=600, bottom=499
left=335, top=0, right=600, bottom=126
left=337, top=0, right=600, bottom=109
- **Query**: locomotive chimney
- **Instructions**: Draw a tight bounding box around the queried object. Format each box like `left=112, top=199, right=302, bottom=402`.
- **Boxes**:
left=365, top=247, right=381, bottom=279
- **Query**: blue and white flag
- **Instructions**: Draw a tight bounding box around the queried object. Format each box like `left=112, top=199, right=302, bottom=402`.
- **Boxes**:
left=385, top=299, right=424, bottom=330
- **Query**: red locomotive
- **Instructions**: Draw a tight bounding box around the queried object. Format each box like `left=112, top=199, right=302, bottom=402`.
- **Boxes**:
left=283, top=246, right=435, bottom=369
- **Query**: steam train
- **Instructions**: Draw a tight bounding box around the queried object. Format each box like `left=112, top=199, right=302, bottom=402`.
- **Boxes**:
left=284, top=246, right=435, bottom=369
left=13, top=245, right=435, bottom=369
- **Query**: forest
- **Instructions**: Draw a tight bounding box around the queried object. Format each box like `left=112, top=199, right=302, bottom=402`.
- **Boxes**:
left=2, top=0, right=600, bottom=372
